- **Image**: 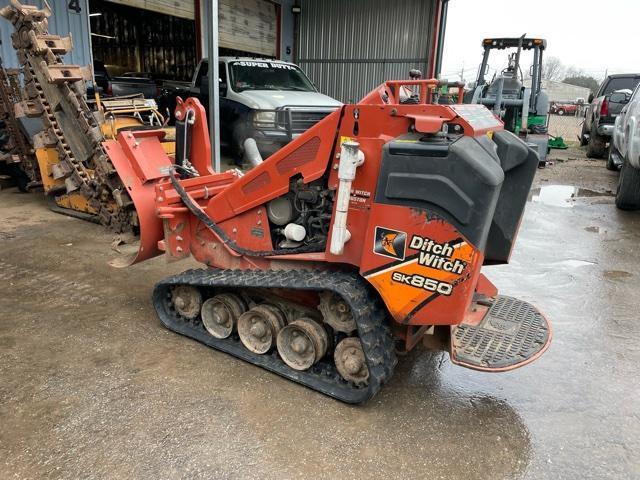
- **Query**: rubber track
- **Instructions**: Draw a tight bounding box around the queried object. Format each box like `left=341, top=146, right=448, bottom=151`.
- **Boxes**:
left=153, top=268, right=397, bottom=404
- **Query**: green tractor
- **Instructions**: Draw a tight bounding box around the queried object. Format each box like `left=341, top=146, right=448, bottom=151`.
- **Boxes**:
left=467, top=35, right=550, bottom=164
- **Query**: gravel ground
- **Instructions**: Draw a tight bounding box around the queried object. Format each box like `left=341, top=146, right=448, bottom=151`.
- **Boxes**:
left=537, top=145, right=618, bottom=193
left=1, top=142, right=638, bottom=479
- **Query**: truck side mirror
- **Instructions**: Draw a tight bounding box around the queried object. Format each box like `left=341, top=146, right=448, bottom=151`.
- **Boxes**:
left=588, top=93, right=594, bottom=103
left=610, top=92, right=628, bottom=104
left=220, top=82, right=227, bottom=97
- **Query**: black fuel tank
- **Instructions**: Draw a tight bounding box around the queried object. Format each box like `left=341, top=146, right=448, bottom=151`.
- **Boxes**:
left=375, top=133, right=504, bottom=250
left=374, top=130, right=538, bottom=262
left=484, top=130, right=539, bottom=264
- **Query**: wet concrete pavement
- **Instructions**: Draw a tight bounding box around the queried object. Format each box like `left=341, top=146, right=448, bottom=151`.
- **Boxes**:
left=0, top=178, right=639, bottom=479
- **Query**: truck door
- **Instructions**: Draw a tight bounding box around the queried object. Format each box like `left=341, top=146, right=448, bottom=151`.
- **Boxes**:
left=190, top=61, right=232, bottom=145
left=218, top=62, right=233, bottom=143
left=191, top=61, right=208, bottom=103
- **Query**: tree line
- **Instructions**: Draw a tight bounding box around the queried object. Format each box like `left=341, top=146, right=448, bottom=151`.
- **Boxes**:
left=542, top=56, right=600, bottom=93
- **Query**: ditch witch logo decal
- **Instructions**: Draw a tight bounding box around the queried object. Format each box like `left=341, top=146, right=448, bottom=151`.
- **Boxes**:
left=374, top=227, right=407, bottom=260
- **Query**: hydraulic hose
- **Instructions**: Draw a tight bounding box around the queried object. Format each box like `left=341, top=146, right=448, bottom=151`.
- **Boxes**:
left=167, top=169, right=321, bottom=257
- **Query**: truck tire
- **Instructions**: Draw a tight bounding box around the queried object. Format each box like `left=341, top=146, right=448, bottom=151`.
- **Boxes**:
left=579, top=121, right=589, bottom=146
left=615, top=157, right=640, bottom=210
left=5, top=164, right=30, bottom=192
left=230, top=121, right=247, bottom=165
left=557, top=108, right=565, bottom=116
left=606, top=147, right=619, bottom=171
left=586, top=123, right=606, bottom=158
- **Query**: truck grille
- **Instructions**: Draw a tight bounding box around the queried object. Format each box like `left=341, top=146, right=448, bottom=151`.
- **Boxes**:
left=288, top=109, right=336, bottom=134
left=254, top=106, right=340, bottom=140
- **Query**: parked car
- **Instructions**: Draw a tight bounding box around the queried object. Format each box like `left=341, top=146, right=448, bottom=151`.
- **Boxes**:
left=580, top=73, right=640, bottom=158
left=608, top=89, right=635, bottom=170
left=93, top=61, right=159, bottom=99
left=550, top=101, right=578, bottom=116
left=608, top=84, right=640, bottom=209
left=157, top=57, right=342, bottom=162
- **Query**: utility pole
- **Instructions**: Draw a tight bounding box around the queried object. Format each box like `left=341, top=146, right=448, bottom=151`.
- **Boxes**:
left=207, top=0, right=221, bottom=172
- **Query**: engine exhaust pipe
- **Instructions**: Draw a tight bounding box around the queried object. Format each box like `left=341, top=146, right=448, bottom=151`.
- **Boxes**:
left=243, top=138, right=263, bottom=167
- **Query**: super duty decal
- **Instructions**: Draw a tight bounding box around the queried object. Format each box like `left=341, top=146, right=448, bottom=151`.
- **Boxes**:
left=234, top=61, right=296, bottom=70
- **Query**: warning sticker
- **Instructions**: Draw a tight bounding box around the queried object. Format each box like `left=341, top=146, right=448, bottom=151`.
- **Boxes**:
left=451, top=104, right=503, bottom=130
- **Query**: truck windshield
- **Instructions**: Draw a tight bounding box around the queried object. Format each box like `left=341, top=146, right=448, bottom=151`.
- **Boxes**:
left=229, top=61, right=316, bottom=92
left=603, top=77, right=640, bottom=96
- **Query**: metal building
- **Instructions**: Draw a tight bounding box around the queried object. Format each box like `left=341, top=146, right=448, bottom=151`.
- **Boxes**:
left=536, top=79, right=591, bottom=103
left=0, top=0, right=92, bottom=69
left=296, top=0, right=447, bottom=102
left=1, top=0, right=447, bottom=103
left=1, top=0, right=293, bottom=76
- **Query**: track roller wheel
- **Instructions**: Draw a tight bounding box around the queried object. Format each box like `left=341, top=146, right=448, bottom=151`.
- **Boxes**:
left=201, top=293, right=246, bottom=338
left=171, top=286, right=202, bottom=319
left=318, top=291, right=357, bottom=333
left=334, top=337, right=369, bottom=386
left=277, top=318, right=328, bottom=371
left=237, top=304, right=286, bottom=354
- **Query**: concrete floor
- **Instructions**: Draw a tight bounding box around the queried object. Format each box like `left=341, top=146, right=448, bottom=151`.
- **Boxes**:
left=0, top=156, right=639, bottom=479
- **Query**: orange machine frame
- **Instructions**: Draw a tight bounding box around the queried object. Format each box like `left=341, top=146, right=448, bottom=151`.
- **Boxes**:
left=104, top=80, right=506, bottom=350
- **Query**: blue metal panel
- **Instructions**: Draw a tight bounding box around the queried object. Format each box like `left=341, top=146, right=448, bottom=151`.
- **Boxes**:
left=0, top=0, right=91, bottom=69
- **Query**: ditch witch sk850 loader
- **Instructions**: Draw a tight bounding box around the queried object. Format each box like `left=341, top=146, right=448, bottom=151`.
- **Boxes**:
left=104, top=79, right=552, bottom=403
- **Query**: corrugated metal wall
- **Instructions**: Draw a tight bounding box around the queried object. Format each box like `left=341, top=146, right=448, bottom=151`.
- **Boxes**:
left=105, top=0, right=194, bottom=20
left=297, top=0, right=436, bottom=103
left=0, top=0, right=91, bottom=69
left=200, top=0, right=280, bottom=59
left=219, top=0, right=277, bottom=57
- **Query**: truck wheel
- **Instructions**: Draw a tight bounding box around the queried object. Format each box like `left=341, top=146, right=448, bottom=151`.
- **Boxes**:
left=586, top=123, right=606, bottom=158
left=615, top=157, right=640, bottom=210
left=230, top=122, right=247, bottom=165
left=557, top=108, right=565, bottom=116
left=606, top=147, right=619, bottom=171
left=579, top=122, right=589, bottom=146
left=6, top=164, right=30, bottom=192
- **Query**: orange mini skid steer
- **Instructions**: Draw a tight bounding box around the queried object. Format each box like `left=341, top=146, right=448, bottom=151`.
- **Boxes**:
left=105, top=80, right=552, bottom=403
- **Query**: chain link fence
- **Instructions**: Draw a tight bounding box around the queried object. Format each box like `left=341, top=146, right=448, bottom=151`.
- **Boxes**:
left=547, top=112, right=585, bottom=145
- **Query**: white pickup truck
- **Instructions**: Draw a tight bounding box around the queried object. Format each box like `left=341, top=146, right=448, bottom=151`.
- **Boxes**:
left=158, top=57, right=341, bottom=163
left=610, top=84, right=640, bottom=209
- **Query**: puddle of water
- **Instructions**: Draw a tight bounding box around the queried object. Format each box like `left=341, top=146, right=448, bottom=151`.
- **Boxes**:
left=530, top=185, right=613, bottom=207
left=554, top=259, right=597, bottom=268
left=575, top=188, right=614, bottom=198
left=603, top=270, right=633, bottom=280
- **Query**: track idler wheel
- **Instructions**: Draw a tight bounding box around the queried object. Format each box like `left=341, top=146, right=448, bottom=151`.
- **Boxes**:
left=334, top=337, right=369, bottom=386
left=277, top=318, right=328, bottom=371
left=201, top=293, right=246, bottom=339
left=171, top=286, right=202, bottom=319
left=237, top=304, right=286, bottom=354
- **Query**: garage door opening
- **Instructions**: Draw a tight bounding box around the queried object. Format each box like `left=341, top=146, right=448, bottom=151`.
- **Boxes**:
left=88, top=0, right=280, bottom=91
left=89, top=0, right=198, bottom=83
